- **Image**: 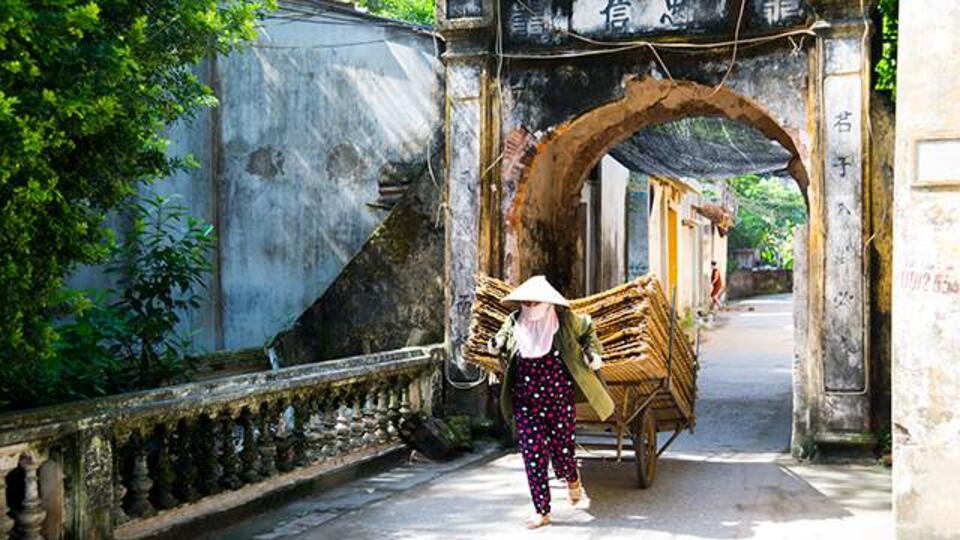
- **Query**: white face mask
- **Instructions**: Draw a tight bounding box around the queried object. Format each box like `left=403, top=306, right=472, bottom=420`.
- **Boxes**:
left=515, top=302, right=559, bottom=358
left=521, top=302, right=552, bottom=321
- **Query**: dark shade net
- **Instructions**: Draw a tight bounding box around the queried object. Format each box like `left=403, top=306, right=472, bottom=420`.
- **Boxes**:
left=609, top=117, right=793, bottom=180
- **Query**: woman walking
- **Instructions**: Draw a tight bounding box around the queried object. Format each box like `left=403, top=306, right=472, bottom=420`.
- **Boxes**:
left=488, top=275, right=614, bottom=529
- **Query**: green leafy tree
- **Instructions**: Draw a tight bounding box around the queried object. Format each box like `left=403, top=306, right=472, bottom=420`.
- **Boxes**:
left=0, top=1, right=272, bottom=384
left=875, top=0, right=898, bottom=96
left=719, top=175, right=807, bottom=270
left=357, top=0, right=435, bottom=25
left=4, top=194, right=215, bottom=411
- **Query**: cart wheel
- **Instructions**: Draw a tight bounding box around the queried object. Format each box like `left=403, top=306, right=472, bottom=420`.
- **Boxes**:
left=631, top=408, right=657, bottom=489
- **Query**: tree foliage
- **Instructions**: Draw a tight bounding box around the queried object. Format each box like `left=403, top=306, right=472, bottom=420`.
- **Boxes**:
left=3, top=195, right=215, bottom=411
left=721, top=175, right=807, bottom=270
left=874, top=0, right=898, bottom=96
left=357, top=0, right=435, bottom=25
left=0, top=1, right=271, bottom=380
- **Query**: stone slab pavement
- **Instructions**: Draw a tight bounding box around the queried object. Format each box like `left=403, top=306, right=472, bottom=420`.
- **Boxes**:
left=209, top=294, right=891, bottom=539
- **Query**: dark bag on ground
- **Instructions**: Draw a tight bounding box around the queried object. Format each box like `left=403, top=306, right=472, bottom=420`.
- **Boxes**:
left=396, top=411, right=457, bottom=461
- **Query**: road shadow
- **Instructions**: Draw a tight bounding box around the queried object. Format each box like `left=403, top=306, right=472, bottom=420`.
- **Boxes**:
left=558, top=455, right=854, bottom=538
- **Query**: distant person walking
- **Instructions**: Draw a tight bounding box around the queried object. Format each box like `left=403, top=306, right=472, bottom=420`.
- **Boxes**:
left=710, top=261, right=724, bottom=311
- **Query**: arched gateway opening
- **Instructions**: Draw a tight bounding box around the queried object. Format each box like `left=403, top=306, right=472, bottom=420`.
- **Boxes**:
left=439, top=3, right=875, bottom=456
left=506, top=77, right=810, bottom=292
left=498, top=76, right=810, bottom=454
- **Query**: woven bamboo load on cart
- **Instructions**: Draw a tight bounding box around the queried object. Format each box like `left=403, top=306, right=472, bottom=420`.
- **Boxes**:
left=463, top=274, right=698, bottom=427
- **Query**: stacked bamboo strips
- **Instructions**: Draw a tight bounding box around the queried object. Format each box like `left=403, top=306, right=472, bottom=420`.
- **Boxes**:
left=464, top=274, right=698, bottom=428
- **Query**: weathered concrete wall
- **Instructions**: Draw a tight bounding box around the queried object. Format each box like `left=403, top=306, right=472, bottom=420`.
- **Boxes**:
left=892, top=2, right=960, bottom=537
left=868, top=93, right=894, bottom=437
left=272, top=141, right=445, bottom=363
left=70, top=3, right=443, bottom=354
left=727, top=268, right=793, bottom=299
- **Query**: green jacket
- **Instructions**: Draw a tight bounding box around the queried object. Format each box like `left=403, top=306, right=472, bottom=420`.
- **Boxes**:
left=493, top=308, right=615, bottom=435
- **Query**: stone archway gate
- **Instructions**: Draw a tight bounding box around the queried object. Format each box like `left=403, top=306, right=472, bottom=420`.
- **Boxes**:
left=437, top=0, right=876, bottom=452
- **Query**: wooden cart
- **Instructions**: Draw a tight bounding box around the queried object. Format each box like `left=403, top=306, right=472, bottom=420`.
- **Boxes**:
left=573, top=289, right=698, bottom=488
left=464, top=274, right=699, bottom=489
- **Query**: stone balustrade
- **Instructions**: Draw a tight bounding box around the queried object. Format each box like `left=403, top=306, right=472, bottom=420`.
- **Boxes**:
left=0, top=345, right=444, bottom=539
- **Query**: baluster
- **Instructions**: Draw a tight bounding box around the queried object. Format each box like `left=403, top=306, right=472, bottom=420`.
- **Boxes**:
left=387, top=381, right=400, bottom=440
left=320, top=393, right=339, bottom=458
left=112, top=437, right=129, bottom=526
left=375, top=384, right=390, bottom=444
left=197, top=415, right=221, bottom=496
left=334, top=390, right=352, bottom=455
left=150, top=425, right=178, bottom=510
left=173, top=419, right=200, bottom=503
left=362, top=388, right=378, bottom=447
left=317, top=394, right=334, bottom=459
left=239, top=407, right=260, bottom=484
left=304, top=395, right=325, bottom=460
left=0, top=470, right=13, bottom=538
left=399, top=377, right=412, bottom=418
left=350, top=389, right=365, bottom=450
left=125, top=431, right=156, bottom=518
left=275, top=399, right=294, bottom=473
left=13, top=454, right=45, bottom=540
left=219, top=411, right=242, bottom=490
left=258, top=402, right=278, bottom=478
left=291, top=397, right=310, bottom=467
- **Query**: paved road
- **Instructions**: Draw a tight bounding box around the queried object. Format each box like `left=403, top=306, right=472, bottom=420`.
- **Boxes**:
left=220, top=294, right=891, bottom=539
left=669, top=293, right=795, bottom=454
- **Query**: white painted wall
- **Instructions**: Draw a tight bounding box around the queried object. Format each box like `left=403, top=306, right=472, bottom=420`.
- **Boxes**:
left=598, top=155, right=629, bottom=290
left=893, top=2, right=960, bottom=537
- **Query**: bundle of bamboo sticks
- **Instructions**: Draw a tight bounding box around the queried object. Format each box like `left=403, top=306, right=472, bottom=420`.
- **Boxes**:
left=464, top=274, right=698, bottom=423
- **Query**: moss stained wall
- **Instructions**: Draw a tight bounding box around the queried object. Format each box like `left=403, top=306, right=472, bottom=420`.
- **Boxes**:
left=272, top=140, right=446, bottom=363
left=868, top=93, right=894, bottom=433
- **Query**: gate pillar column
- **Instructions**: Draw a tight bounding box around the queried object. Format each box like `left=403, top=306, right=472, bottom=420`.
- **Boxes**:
left=437, top=0, right=498, bottom=412
left=810, top=28, right=873, bottom=447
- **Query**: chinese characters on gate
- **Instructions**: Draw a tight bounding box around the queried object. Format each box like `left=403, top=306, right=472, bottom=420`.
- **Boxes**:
left=510, top=0, right=546, bottom=39
left=832, top=111, right=853, bottom=178
left=761, top=0, right=802, bottom=24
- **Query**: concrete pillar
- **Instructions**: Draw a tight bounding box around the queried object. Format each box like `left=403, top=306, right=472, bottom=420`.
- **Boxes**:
left=627, top=174, right=650, bottom=280
left=436, top=0, right=498, bottom=416
left=791, top=224, right=812, bottom=457
left=813, top=33, right=871, bottom=444
left=893, top=3, right=960, bottom=537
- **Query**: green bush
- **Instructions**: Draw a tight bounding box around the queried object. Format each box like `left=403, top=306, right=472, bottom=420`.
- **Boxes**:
left=1, top=195, right=215, bottom=411
left=0, top=0, right=272, bottom=392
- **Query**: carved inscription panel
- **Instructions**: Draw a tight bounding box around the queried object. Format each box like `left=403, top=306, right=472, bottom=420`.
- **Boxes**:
left=822, top=44, right=865, bottom=392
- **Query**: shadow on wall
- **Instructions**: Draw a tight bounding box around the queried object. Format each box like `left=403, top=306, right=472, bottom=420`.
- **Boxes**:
left=270, top=133, right=446, bottom=364
left=214, top=18, right=443, bottom=351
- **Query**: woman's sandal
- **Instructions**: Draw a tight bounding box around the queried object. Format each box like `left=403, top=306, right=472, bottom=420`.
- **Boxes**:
left=567, top=478, right=583, bottom=505
left=525, top=513, right=551, bottom=529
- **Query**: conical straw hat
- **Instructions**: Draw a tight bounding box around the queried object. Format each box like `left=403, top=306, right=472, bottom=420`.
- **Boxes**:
left=501, top=275, right=570, bottom=307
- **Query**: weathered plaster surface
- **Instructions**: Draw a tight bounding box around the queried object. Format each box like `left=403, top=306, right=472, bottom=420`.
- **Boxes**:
left=821, top=38, right=865, bottom=393
left=70, top=7, right=442, bottom=353
left=272, top=140, right=445, bottom=363
left=893, top=2, right=960, bottom=537
left=446, top=61, right=485, bottom=367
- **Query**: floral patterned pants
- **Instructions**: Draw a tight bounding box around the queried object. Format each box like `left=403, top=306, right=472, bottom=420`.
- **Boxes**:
left=511, top=349, right=579, bottom=515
